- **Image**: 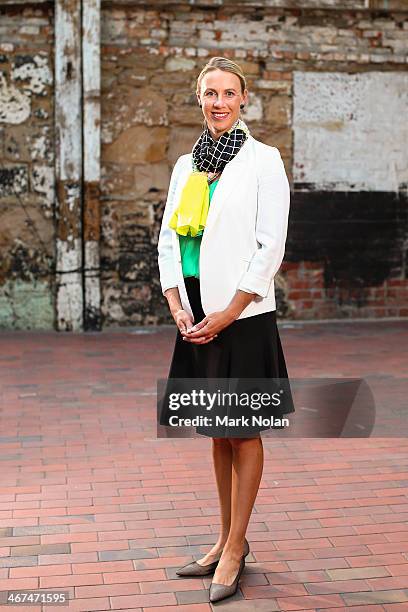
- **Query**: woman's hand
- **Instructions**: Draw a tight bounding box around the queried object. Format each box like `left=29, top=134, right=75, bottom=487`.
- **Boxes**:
left=172, top=308, right=194, bottom=334
left=181, top=310, right=235, bottom=344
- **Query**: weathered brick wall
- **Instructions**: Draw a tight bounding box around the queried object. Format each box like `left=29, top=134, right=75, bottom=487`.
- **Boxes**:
left=100, top=3, right=408, bottom=325
left=0, top=4, right=54, bottom=329
left=0, top=1, right=407, bottom=329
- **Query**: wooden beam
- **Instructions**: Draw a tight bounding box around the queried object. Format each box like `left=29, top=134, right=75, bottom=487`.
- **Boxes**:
left=54, top=0, right=83, bottom=331
left=83, top=0, right=102, bottom=330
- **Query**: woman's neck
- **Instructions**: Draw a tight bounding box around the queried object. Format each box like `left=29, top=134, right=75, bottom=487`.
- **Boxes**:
left=207, top=118, right=239, bottom=141
left=208, top=128, right=223, bottom=141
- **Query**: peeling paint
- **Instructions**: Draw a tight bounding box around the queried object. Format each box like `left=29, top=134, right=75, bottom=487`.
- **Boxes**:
left=82, top=0, right=102, bottom=330
left=0, top=73, right=31, bottom=124
left=11, top=54, right=53, bottom=96
left=31, top=165, right=55, bottom=216
left=54, top=0, right=84, bottom=330
left=56, top=181, right=81, bottom=238
left=0, top=165, right=28, bottom=196
left=84, top=240, right=101, bottom=328
left=0, top=44, right=14, bottom=53
left=56, top=237, right=83, bottom=331
left=32, top=129, right=53, bottom=162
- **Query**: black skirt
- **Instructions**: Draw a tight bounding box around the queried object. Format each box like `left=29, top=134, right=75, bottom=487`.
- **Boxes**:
left=158, top=277, right=295, bottom=438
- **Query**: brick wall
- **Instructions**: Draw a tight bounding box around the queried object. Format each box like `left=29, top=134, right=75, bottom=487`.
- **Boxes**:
left=0, top=4, right=54, bottom=329
left=0, top=1, right=407, bottom=328
left=99, top=2, right=408, bottom=325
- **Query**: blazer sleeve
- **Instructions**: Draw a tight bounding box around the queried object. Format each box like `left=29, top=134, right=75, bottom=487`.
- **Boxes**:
left=157, top=156, right=184, bottom=295
left=237, top=147, right=290, bottom=298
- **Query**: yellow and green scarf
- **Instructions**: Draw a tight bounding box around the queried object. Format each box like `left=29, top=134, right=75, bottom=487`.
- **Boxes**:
left=168, top=118, right=249, bottom=237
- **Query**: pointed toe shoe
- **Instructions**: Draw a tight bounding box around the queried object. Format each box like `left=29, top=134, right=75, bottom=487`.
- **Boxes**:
left=208, top=538, right=250, bottom=603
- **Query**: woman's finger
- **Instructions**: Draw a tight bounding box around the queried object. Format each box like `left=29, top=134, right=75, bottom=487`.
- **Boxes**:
left=186, top=323, right=212, bottom=338
left=198, top=336, right=217, bottom=344
left=183, top=334, right=217, bottom=344
left=188, top=317, right=208, bottom=333
left=177, top=319, right=187, bottom=332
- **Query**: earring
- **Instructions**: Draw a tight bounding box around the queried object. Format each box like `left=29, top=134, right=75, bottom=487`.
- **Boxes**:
left=199, top=103, right=202, bottom=108
left=240, top=104, right=245, bottom=109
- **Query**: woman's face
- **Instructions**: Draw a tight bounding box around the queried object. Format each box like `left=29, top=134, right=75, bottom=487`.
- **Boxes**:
left=197, top=69, right=248, bottom=140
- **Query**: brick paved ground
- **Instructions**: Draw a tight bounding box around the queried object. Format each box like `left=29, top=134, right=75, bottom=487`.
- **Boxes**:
left=0, top=320, right=407, bottom=611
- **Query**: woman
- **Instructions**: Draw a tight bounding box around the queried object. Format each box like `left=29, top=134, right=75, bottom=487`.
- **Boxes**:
left=157, top=56, right=294, bottom=603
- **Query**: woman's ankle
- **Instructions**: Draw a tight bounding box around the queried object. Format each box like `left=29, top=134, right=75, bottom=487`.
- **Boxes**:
left=210, top=539, right=225, bottom=552
left=221, top=536, right=246, bottom=558
left=216, top=533, right=229, bottom=547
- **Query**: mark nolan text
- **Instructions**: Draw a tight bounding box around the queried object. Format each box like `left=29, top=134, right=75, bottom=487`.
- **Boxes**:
left=168, top=415, right=289, bottom=427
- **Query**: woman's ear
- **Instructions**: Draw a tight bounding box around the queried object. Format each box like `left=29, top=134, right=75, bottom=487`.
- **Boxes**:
left=242, top=89, right=249, bottom=107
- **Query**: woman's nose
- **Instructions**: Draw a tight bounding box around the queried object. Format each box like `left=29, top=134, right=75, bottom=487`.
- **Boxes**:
left=213, top=96, right=226, bottom=107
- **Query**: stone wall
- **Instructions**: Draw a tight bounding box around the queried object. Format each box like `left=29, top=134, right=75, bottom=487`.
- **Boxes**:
left=0, top=1, right=407, bottom=328
left=100, top=2, right=408, bottom=325
left=0, top=4, right=54, bottom=329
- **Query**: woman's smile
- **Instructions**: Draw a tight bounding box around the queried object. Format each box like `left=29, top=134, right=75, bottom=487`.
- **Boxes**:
left=212, top=111, right=230, bottom=120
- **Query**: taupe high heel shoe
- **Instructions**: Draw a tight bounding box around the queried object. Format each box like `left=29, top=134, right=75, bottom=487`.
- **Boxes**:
left=176, top=546, right=223, bottom=577
left=176, top=538, right=249, bottom=578
left=209, top=538, right=250, bottom=603
left=175, top=555, right=221, bottom=577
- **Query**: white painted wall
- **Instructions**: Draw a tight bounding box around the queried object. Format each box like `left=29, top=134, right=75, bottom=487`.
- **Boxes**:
left=293, top=71, right=408, bottom=192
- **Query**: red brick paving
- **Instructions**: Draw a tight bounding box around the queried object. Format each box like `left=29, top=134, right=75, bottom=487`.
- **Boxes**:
left=0, top=320, right=407, bottom=611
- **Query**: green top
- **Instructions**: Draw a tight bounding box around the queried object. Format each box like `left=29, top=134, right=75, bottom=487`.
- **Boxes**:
left=178, top=178, right=219, bottom=279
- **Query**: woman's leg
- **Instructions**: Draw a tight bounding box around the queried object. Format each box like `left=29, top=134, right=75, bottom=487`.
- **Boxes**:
left=196, top=438, right=233, bottom=565
left=212, top=436, right=264, bottom=584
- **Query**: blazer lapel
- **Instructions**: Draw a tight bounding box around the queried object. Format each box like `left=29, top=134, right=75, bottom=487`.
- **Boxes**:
left=170, top=133, right=253, bottom=246
left=204, top=135, right=252, bottom=232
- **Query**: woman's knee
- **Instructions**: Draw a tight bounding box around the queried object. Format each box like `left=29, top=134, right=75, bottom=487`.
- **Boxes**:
left=212, top=437, right=231, bottom=447
left=228, top=436, right=260, bottom=449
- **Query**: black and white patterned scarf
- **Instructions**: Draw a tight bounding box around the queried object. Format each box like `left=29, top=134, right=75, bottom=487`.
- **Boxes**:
left=192, top=118, right=250, bottom=173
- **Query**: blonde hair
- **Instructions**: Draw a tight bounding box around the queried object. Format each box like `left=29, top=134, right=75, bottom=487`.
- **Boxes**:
left=196, top=56, right=247, bottom=95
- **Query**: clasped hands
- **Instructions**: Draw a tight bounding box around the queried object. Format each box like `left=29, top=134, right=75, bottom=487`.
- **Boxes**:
left=173, top=309, right=237, bottom=344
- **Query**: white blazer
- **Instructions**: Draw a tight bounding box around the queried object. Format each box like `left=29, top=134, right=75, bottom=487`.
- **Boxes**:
left=157, top=134, right=290, bottom=321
